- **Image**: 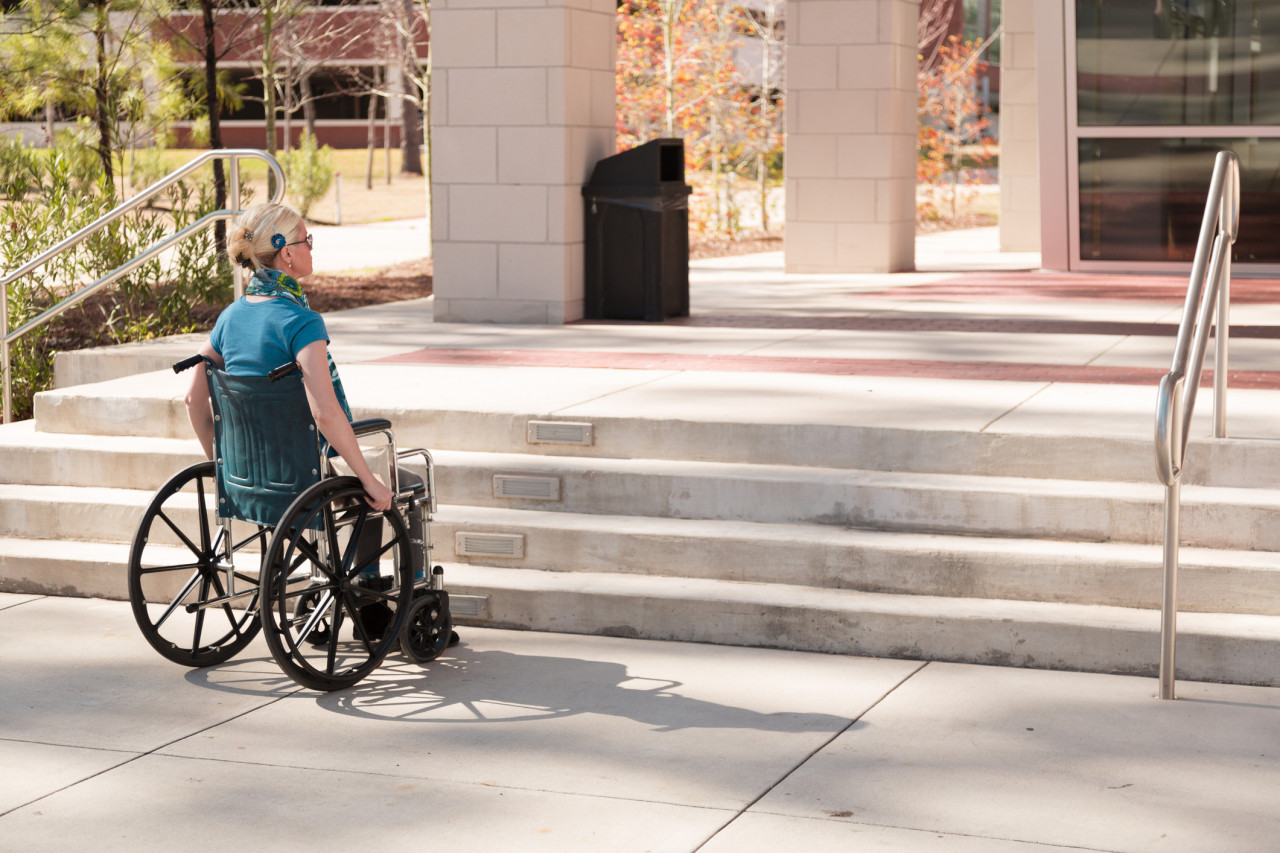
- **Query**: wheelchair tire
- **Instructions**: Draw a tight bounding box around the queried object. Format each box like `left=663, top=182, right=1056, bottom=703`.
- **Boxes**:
left=259, top=476, right=413, bottom=691
left=401, top=590, right=453, bottom=665
left=128, top=461, right=266, bottom=667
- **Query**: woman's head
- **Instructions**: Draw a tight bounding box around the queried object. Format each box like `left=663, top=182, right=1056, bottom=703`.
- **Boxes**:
left=228, top=203, right=311, bottom=278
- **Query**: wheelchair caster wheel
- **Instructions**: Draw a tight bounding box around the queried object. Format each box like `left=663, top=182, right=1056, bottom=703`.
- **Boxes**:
left=402, top=591, right=452, bottom=664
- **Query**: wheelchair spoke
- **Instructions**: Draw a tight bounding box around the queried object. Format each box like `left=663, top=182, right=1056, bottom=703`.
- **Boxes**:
left=206, top=570, right=254, bottom=640
left=151, top=569, right=205, bottom=631
left=191, top=575, right=211, bottom=659
left=128, top=462, right=262, bottom=667
left=157, top=511, right=207, bottom=562
left=136, top=560, right=204, bottom=576
left=294, top=589, right=335, bottom=647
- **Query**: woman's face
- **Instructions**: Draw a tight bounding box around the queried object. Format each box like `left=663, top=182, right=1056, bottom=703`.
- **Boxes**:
left=279, top=222, right=313, bottom=279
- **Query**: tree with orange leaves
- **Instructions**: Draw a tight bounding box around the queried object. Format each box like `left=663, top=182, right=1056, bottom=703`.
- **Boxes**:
left=917, top=34, right=997, bottom=222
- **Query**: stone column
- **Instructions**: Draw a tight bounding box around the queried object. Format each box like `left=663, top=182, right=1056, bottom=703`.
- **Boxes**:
left=784, top=0, right=918, bottom=273
left=430, top=0, right=616, bottom=323
left=998, top=0, right=1040, bottom=252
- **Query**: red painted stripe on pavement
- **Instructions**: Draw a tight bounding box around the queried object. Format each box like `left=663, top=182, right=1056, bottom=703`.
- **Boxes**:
left=373, top=347, right=1280, bottom=388
left=859, top=272, right=1280, bottom=304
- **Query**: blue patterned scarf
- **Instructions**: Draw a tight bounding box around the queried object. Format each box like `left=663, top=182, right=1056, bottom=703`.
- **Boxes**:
left=246, top=269, right=353, bottom=422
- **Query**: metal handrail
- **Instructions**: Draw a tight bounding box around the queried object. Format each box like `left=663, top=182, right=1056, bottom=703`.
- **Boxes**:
left=0, top=149, right=286, bottom=423
left=1153, top=149, right=1240, bottom=700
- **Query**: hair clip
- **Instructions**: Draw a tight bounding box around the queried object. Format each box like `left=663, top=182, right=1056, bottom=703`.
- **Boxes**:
left=244, top=230, right=254, bottom=240
left=271, top=233, right=287, bottom=249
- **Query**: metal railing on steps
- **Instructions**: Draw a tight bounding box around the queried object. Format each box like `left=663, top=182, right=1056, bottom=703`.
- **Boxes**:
left=0, top=149, right=286, bottom=424
left=1154, top=150, right=1240, bottom=700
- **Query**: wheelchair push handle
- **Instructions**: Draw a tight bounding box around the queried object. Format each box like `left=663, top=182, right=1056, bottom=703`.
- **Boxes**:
left=172, top=354, right=205, bottom=374
left=267, top=361, right=300, bottom=382
left=172, top=355, right=300, bottom=384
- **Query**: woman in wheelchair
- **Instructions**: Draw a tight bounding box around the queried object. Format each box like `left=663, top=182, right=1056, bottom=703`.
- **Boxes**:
left=127, top=201, right=452, bottom=691
left=183, top=202, right=394, bottom=513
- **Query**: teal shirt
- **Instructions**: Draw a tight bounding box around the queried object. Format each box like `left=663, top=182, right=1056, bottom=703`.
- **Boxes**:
left=211, top=296, right=328, bottom=376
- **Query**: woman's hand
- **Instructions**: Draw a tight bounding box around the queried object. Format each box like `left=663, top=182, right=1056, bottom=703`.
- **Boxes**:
left=361, top=476, right=394, bottom=512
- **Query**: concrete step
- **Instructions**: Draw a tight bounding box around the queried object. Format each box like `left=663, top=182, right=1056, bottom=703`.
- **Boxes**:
left=445, top=564, right=1280, bottom=688
left=9, top=433, right=1280, bottom=551
left=3, top=533, right=1276, bottom=688
left=4, top=480, right=1279, bottom=618
left=430, top=506, right=1280, bottom=616
left=30, top=367, right=1280, bottom=489
left=0, top=421, right=202, bottom=491
left=421, top=450, right=1280, bottom=550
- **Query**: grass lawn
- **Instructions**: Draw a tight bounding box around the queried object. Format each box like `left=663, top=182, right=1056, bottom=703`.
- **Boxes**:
left=133, top=147, right=428, bottom=225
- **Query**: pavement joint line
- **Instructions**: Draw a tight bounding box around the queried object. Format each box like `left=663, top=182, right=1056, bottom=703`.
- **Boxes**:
left=981, top=382, right=1055, bottom=433
left=690, top=660, right=932, bottom=853
left=0, top=687, right=304, bottom=820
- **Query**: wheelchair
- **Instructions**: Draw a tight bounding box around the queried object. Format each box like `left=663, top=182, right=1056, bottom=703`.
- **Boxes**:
left=127, top=354, right=452, bottom=691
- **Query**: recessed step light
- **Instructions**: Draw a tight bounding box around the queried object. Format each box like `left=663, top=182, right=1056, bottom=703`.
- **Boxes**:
left=493, top=474, right=561, bottom=501
left=449, top=594, right=490, bottom=620
left=455, top=531, right=525, bottom=559
left=527, top=420, right=593, bottom=446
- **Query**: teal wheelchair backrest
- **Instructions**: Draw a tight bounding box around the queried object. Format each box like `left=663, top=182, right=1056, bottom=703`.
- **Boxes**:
left=206, top=364, right=322, bottom=527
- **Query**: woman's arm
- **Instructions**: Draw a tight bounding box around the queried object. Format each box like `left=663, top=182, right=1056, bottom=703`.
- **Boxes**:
left=184, top=341, right=223, bottom=460
left=296, top=340, right=394, bottom=511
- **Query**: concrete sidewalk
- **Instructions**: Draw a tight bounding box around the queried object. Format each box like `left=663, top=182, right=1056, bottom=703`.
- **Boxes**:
left=3, top=591, right=1279, bottom=852
left=12, top=224, right=1280, bottom=850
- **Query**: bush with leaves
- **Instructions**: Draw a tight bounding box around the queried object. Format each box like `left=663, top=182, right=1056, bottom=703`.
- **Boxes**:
left=285, top=132, right=335, bottom=220
left=1, top=137, right=232, bottom=421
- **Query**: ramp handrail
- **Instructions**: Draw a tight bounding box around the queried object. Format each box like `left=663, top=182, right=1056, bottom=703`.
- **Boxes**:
left=1153, top=149, right=1240, bottom=700
left=1, top=149, right=286, bottom=424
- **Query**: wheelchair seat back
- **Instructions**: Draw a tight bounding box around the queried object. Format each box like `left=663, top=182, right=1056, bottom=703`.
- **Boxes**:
left=206, top=365, right=321, bottom=527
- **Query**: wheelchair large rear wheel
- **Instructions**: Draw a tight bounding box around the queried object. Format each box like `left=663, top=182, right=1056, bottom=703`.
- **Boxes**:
left=128, top=462, right=266, bottom=666
left=259, top=476, right=413, bottom=691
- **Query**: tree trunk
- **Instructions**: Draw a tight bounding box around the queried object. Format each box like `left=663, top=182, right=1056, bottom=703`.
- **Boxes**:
left=398, top=0, right=422, bottom=175
left=301, top=72, right=316, bottom=139
left=201, top=0, right=227, bottom=259
left=263, top=5, right=278, bottom=196
left=365, top=72, right=378, bottom=190
left=93, top=0, right=114, bottom=191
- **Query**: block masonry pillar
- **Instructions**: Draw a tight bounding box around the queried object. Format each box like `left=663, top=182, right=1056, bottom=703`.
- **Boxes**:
left=999, top=0, right=1041, bottom=253
left=784, top=0, right=918, bottom=273
left=430, top=0, right=616, bottom=324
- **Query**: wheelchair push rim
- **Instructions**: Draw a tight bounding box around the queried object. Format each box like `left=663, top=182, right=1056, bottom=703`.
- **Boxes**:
left=127, top=461, right=266, bottom=667
left=259, top=476, right=414, bottom=691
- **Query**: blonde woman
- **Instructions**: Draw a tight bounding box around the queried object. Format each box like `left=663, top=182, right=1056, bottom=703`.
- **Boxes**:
left=184, top=202, right=393, bottom=512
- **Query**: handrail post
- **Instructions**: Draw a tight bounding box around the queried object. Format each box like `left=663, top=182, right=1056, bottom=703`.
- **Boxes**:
left=1155, top=149, right=1239, bottom=700
left=1159, top=481, right=1180, bottom=700
left=1, top=299, right=9, bottom=424
left=230, top=156, right=244, bottom=300
left=1214, top=250, right=1229, bottom=438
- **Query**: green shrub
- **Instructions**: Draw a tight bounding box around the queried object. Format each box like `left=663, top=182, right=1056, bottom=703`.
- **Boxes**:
left=1, top=142, right=231, bottom=421
left=285, top=132, right=335, bottom=219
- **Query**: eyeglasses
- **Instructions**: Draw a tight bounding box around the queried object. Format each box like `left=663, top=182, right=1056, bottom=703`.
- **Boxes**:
left=285, top=234, right=314, bottom=250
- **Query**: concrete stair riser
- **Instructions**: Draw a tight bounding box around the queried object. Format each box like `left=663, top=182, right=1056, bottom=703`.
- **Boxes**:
left=424, top=452, right=1280, bottom=549
left=429, top=508, right=1280, bottom=615
left=5, top=544, right=1277, bottom=687
left=448, top=566, right=1280, bottom=688
left=3, top=487, right=1279, bottom=615
left=5, top=432, right=1279, bottom=552
left=33, top=378, right=1280, bottom=489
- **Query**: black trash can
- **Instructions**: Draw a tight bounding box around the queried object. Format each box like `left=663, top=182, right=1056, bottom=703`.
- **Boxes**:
left=582, top=138, right=692, bottom=321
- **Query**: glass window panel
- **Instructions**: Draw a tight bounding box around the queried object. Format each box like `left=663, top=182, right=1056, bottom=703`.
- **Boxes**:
left=1077, top=0, right=1280, bottom=126
left=1078, top=137, right=1280, bottom=262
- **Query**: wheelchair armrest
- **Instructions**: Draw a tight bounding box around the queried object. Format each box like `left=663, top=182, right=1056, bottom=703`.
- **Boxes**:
left=351, top=418, right=392, bottom=437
